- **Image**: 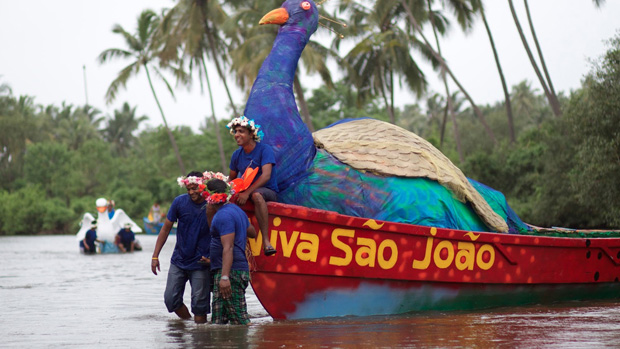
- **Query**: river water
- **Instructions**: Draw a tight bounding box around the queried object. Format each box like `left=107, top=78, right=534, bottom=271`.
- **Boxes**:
left=1, top=234, right=620, bottom=348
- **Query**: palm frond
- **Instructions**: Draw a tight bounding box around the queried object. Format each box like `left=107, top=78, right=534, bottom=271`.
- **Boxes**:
left=105, top=62, right=138, bottom=104
left=152, top=66, right=177, bottom=101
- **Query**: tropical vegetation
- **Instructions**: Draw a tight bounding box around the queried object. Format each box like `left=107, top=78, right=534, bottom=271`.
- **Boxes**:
left=1, top=0, right=618, bottom=235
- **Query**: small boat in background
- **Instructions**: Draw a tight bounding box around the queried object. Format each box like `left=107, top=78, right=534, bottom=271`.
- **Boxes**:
left=143, top=217, right=176, bottom=235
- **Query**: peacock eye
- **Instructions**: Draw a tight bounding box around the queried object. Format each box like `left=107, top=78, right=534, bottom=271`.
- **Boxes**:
left=301, top=1, right=311, bottom=10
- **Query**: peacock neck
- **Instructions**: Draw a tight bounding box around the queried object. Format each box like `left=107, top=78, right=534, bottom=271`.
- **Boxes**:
left=242, top=25, right=317, bottom=193
left=252, top=28, right=308, bottom=89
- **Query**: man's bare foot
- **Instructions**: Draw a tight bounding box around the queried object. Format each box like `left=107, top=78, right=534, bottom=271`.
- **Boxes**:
left=174, top=304, right=192, bottom=320
left=194, top=315, right=207, bottom=324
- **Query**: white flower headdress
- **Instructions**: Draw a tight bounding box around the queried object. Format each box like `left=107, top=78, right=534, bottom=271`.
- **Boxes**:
left=226, top=115, right=265, bottom=142
left=177, top=175, right=204, bottom=188
left=175, top=172, right=235, bottom=204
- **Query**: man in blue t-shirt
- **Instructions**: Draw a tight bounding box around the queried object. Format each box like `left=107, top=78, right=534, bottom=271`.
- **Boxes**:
left=80, top=221, right=102, bottom=254
left=115, top=223, right=136, bottom=252
left=151, top=171, right=211, bottom=324
left=227, top=116, right=278, bottom=256
left=207, top=178, right=257, bottom=325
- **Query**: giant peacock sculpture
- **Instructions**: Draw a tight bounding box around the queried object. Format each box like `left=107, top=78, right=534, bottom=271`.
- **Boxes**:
left=243, top=0, right=528, bottom=234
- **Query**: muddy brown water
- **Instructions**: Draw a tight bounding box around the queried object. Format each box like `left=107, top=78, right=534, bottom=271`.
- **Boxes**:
left=1, top=235, right=619, bottom=348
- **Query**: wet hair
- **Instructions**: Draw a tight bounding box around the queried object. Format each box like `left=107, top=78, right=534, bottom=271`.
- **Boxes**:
left=186, top=171, right=204, bottom=178
left=207, top=179, right=227, bottom=194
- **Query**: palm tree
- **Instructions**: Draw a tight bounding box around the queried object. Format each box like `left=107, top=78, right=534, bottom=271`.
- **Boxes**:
left=510, top=80, right=538, bottom=121
left=424, top=0, right=474, bottom=149
left=400, top=0, right=497, bottom=144
left=470, top=0, right=515, bottom=143
left=0, top=77, right=11, bottom=95
left=446, top=91, right=465, bottom=162
left=159, top=0, right=233, bottom=172
left=51, top=103, right=104, bottom=151
left=98, top=9, right=186, bottom=174
left=342, top=0, right=426, bottom=124
left=507, top=0, right=561, bottom=117
left=103, top=102, right=148, bottom=156
left=0, top=93, right=38, bottom=187
left=159, top=0, right=240, bottom=118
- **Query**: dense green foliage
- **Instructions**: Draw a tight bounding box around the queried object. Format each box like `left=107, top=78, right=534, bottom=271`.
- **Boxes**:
left=1, top=2, right=618, bottom=235
left=0, top=95, right=238, bottom=234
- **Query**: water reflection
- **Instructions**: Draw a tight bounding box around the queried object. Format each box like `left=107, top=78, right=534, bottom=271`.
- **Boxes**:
left=242, top=303, right=620, bottom=347
left=164, top=321, right=251, bottom=348
left=1, top=235, right=620, bottom=348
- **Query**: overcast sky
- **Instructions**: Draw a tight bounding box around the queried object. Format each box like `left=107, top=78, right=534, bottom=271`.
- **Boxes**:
left=1, top=1, right=618, bottom=133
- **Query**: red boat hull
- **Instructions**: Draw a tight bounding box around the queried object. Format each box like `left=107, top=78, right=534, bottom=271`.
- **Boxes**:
left=244, top=203, right=620, bottom=320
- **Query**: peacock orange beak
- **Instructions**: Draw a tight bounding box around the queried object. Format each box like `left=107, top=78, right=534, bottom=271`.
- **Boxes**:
left=259, top=7, right=289, bottom=25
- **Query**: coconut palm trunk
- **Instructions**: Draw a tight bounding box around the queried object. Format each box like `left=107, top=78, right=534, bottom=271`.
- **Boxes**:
left=390, top=68, right=396, bottom=125
left=294, top=75, right=315, bottom=132
left=379, top=65, right=395, bottom=124
left=479, top=5, right=516, bottom=143
left=401, top=0, right=496, bottom=144
left=201, top=57, right=228, bottom=173
left=204, top=25, right=239, bottom=117
left=447, top=88, right=463, bottom=163
left=426, top=0, right=461, bottom=153
left=523, top=0, right=561, bottom=116
left=507, top=0, right=561, bottom=117
left=144, top=65, right=186, bottom=174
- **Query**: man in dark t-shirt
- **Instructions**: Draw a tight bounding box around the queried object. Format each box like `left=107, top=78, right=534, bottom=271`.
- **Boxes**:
left=80, top=221, right=101, bottom=254
left=227, top=115, right=278, bottom=257
left=115, top=223, right=136, bottom=252
left=207, top=178, right=256, bottom=325
left=151, top=171, right=211, bottom=324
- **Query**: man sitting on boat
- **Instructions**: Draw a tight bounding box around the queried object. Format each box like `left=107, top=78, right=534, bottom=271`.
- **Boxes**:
left=226, top=115, right=278, bottom=256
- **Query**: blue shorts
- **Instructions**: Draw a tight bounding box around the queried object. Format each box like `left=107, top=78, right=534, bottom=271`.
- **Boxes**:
left=164, top=264, right=211, bottom=316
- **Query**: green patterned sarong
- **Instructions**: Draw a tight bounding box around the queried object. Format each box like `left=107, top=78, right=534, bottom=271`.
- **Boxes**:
left=212, top=270, right=250, bottom=325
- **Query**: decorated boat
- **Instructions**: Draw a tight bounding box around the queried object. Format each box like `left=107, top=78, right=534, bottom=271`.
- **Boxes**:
left=228, top=0, right=620, bottom=319
left=142, top=217, right=176, bottom=235
left=244, top=203, right=620, bottom=320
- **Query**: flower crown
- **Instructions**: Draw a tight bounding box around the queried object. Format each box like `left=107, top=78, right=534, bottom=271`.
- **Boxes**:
left=202, top=182, right=235, bottom=205
left=226, top=115, right=265, bottom=142
left=177, top=175, right=204, bottom=188
left=176, top=172, right=235, bottom=205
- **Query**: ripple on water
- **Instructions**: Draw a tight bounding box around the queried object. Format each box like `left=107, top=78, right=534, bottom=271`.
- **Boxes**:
left=2, top=234, right=620, bottom=348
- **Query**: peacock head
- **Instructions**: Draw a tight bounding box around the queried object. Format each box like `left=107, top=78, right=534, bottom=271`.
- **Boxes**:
left=259, top=0, right=319, bottom=42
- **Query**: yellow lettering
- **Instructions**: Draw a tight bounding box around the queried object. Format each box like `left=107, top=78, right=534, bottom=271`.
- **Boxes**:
left=279, top=230, right=299, bottom=258
left=248, top=230, right=263, bottom=257
left=433, top=240, right=455, bottom=269
left=455, top=242, right=475, bottom=271
left=378, top=239, right=398, bottom=269
left=355, top=237, right=376, bottom=267
left=412, top=237, right=434, bottom=270
left=297, top=233, right=319, bottom=262
left=329, top=228, right=354, bottom=266
left=476, top=244, right=495, bottom=270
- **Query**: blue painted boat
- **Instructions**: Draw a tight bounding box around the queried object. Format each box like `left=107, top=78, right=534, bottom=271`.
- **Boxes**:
left=143, top=217, right=176, bottom=235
